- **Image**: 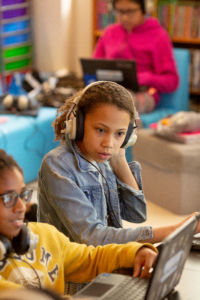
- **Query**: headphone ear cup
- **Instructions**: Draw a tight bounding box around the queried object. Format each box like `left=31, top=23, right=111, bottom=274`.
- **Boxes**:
left=121, top=123, right=137, bottom=148
left=124, top=132, right=137, bottom=148
left=2, top=94, right=30, bottom=111
left=0, top=235, right=12, bottom=260
left=12, top=224, right=30, bottom=255
left=2, top=94, right=14, bottom=109
left=17, top=95, right=29, bottom=110
left=65, top=117, right=77, bottom=140
left=75, top=108, right=85, bottom=141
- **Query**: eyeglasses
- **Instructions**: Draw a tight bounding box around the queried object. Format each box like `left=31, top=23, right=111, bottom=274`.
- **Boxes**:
left=114, top=8, right=141, bottom=17
left=0, top=189, right=33, bottom=208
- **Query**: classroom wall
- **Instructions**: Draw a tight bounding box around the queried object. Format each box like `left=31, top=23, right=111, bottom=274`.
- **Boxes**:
left=32, top=0, right=92, bottom=75
left=70, top=0, right=93, bottom=75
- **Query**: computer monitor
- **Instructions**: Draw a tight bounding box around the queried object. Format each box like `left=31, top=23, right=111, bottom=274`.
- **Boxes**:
left=80, top=58, right=140, bottom=92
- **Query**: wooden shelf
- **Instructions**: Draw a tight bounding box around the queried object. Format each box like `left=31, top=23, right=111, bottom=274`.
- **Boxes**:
left=151, top=0, right=200, bottom=98
left=190, top=90, right=200, bottom=96
left=94, top=30, right=103, bottom=38
left=172, top=37, right=200, bottom=45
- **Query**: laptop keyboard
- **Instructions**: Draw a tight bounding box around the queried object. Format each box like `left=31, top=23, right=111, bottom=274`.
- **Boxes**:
left=102, top=276, right=149, bottom=300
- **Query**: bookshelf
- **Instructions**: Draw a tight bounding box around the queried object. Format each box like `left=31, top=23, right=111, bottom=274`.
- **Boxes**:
left=155, top=0, right=200, bottom=96
left=92, top=0, right=200, bottom=99
left=0, top=0, right=33, bottom=92
left=92, top=0, right=114, bottom=48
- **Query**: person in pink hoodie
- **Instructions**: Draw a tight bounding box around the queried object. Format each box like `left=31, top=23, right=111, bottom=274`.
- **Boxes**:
left=93, top=0, right=179, bottom=114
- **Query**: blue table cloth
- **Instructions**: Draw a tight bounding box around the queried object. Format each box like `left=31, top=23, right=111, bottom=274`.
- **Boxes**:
left=0, top=107, right=59, bottom=183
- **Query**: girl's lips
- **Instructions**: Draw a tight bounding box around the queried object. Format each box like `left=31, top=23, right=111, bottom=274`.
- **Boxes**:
left=98, top=153, right=111, bottom=160
left=12, top=219, right=24, bottom=228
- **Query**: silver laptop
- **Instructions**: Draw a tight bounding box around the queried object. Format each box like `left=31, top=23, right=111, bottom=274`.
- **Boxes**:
left=73, top=215, right=199, bottom=300
left=80, top=58, right=140, bottom=92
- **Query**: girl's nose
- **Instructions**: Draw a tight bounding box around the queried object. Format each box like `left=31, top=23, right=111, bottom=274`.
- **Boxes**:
left=13, top=196, right=26, bottom=213
left=102, top=134, right=114, bottom=148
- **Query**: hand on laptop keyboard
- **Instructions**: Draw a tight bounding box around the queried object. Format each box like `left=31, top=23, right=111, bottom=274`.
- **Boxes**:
left=113, top=246, right=157, bottom=279
left=133, top=247, right=157, bottom=279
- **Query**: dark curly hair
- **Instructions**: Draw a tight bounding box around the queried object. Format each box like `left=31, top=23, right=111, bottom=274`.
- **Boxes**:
left=0, top=149, right=23, bottom=176
left=53, top=81, right=136, bottom=142
left=112, top=0, right=145, bottom=14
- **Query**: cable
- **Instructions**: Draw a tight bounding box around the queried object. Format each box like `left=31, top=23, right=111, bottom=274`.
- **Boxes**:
left=79, top=150, right=146, bottom=228
left=9, top=255, right=42, bottom=288
left=78, top=153, right=122, bottom=228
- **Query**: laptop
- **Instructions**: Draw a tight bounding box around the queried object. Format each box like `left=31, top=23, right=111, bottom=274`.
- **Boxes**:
left=73, top=215, right=199, bottom=300
left=80, top=58, right=140, bottom=92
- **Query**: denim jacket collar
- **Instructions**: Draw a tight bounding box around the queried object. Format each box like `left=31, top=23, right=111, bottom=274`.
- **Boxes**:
left=66, top=137, right=102, bottom=173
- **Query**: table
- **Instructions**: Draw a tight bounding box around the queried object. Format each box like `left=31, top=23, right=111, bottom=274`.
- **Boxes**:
left=133, top=129, right=200, bottom=214
left=0, top=107, right=58, bottom=183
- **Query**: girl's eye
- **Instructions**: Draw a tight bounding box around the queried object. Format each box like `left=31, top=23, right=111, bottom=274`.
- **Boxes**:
left=117, top=131, right=125, bottom=137
left=97, top=128, right=104, bottom=133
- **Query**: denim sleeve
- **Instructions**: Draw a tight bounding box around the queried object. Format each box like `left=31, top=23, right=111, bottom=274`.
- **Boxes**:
left=116, top=161, right=147, bottom=223
left=38, top=160, right=153, bottom=247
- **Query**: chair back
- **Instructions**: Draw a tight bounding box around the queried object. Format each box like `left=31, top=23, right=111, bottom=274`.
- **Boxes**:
left=140, top=48, right=190, bottom=128
left=157, top=48, right=190, bottom=111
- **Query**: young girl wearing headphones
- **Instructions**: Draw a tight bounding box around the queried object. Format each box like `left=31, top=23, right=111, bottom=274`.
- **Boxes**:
left=38, top=81, right=200, bottom=247
left=93, top=0, right=179, bottom=114
left=0, top=148, right=158, bottom=294
left=38, top=81, right=151, bottom=245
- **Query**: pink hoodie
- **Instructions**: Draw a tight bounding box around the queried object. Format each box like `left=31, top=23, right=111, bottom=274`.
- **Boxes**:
left=93, top=17, right=179, bottom=104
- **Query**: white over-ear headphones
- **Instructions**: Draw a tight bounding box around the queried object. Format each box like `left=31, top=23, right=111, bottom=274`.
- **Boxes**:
left=2, top=94, right=37, bottom=111
left=62, top=81, right=138, bottom=148
left=62, top=81, right=101, bottom=140
left=63, top=96, right=82, bottom=140
left=123, top=127, right=137, bottom=148
left=2, top=94, right=29, bottom=110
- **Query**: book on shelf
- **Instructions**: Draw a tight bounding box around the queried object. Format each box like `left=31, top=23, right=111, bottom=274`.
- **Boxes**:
left=176, top=5, right=185, bottom=38
left=96, top=0, right=114, bottom=30
left=183, top=5, right=193, bottom=38
left=190, top=5, right=200, bottom=38
left=190, top=49, right=200, bottom=92
left=157, top=1, right=171, bottom=32
left=157, top=0, right=200, bottom=39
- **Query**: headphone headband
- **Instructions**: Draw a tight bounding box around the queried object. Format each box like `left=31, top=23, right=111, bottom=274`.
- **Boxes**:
left=62, top=81, right=138, bottom=147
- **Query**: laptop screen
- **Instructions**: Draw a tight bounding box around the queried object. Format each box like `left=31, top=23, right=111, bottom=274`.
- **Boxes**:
left=73, top=216, right=198, bottom=300
left=80, top=58, right=140, bottom=92
left=145, top=216, right=197, bottom=300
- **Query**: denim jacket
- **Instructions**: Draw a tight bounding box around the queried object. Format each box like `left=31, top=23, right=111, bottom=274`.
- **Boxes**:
left=38, top=139, right=153, bottom=246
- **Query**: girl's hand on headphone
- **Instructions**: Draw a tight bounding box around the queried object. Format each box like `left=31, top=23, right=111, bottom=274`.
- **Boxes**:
left=110, top=146, right=139, bottom=190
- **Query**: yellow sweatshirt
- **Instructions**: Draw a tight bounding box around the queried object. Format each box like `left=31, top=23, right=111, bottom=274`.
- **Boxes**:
left=0, top=222, right=157, bottom=295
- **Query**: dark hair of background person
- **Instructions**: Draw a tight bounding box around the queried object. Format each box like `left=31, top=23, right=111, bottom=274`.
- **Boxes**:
left=0, top=149, right=38, bottom=222
left=112, top=0, right=146, bottom=14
